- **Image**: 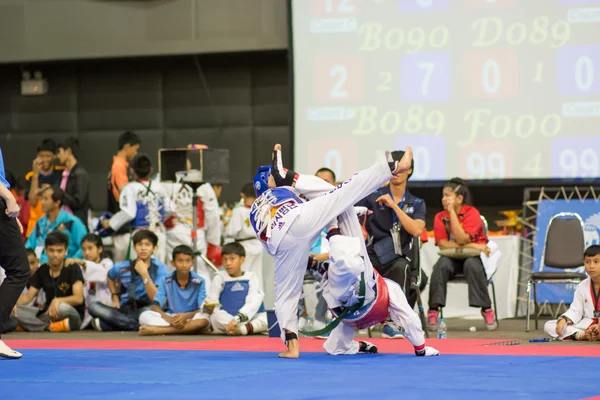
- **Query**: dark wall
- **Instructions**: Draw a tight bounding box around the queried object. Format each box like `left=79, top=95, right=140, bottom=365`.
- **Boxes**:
left=0, top=0, right=288, bottom=63
left=0, top=51, right=290, bottom=210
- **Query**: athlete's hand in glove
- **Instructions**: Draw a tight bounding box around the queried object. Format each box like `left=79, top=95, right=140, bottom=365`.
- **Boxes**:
left=271, top=144, right=298, bottom=187
left=585, top=323, right=599, bottom=341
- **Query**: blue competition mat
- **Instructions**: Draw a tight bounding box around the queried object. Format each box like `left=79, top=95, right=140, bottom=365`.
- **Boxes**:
left=1, top=350, right=598, bottom=400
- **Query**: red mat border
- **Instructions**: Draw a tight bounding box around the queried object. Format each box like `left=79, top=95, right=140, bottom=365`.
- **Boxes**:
left=5, top=337, right=600, bottom=357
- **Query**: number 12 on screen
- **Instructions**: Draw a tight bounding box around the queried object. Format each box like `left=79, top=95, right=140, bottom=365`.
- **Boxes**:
left=313, top=0, right=359, bottom=16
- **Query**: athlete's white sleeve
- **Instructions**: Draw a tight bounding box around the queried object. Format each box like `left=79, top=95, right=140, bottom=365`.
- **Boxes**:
left=294, top=174, right=335, bottom=200
left=562, top=281, right=587, bottom=324
left=158, top=183, right=175, bottom=218
left=109, top=183, right=137, bottom=231
left=238, top=272, right=265, bottom=320
left=223, top=207, right=244, bottom=244
left=198, top=183, right=221, bottom=246
left=82, top=260, right=112, bottom=283
left=206, top=272, right=225, bottom=304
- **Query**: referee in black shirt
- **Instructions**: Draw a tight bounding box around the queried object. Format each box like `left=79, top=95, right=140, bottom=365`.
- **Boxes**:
left=356, top=150, right=428, bottom=337
left=0, top=148, right=29, bottom=359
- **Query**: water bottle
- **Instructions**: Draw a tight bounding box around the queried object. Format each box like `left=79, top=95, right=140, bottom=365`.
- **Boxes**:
left=437, top=318, right=447, bottom=339
left=305, top=317, right=313, bottom=332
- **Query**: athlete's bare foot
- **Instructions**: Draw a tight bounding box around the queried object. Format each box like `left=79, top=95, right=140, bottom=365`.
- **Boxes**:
left=138, top=326, right=155, bottom=336
left=389, top=146, right=413, bottom=175
left=278, top=339, right=300, bottom=359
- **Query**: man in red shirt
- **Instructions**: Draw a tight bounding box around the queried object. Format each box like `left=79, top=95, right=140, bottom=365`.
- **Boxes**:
left=427, top=178, right=497, bottom=331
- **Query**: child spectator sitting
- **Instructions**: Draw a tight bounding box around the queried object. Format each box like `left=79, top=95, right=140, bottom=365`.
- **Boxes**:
left=204, top=242, right=267, bottom=336
left=1, top=250, right=42, bottom=334
left=15, top=232, right=85, bottom=332
left=25, top=186, right=88, bottom=263
left=138, top=245, right=209, bottom=336
left=544, top=245, right=600, bottom=341
left=65, top=234, right=113, bottom=329
left=88, top=230, right=169, bottom=331
left=223, top=182, right=264, bottom=290
left=23, top=249, right=46, bottom=307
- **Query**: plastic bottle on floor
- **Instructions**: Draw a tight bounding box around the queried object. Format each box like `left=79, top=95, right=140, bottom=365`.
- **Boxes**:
left=437, top=318, right=447, bottom=339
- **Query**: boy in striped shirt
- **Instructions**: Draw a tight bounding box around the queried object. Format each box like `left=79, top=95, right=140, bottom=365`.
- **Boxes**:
left=138, top=245, right=209, bottom=335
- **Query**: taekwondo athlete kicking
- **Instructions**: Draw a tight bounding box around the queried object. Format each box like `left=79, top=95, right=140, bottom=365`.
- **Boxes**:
left=250, top=144, right=422, bottom=358
left=292, top=174, right=440, bottom=357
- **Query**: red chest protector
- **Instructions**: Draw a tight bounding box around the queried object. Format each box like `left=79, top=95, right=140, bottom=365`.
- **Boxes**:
left=331, top=271, right=390, bottom=330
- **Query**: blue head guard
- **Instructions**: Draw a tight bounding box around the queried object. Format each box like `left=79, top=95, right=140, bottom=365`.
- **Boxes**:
left=253, top=165, right=271, bottom=196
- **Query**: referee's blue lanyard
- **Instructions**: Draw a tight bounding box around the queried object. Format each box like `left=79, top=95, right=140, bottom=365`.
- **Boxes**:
left=392, top=196, right=406, bottom=225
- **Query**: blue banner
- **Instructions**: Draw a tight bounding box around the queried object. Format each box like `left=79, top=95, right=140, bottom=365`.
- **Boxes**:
left=533, top=199, right=600, bottom=303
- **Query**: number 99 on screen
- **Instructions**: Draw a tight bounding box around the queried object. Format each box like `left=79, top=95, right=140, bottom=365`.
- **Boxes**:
left=552, top=138, right=600, bottom=178
left=460, top=142, right=512, bottom=179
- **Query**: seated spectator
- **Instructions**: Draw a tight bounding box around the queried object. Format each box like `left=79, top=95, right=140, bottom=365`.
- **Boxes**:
left=544, top=245, right=600, bottom=341
left=88, top=230, right=168, bottom=331
left=57, top=138, right=90, bottom=228
left=23, top=249, right=46, bottom=307
left=102, top=153, right=170, bottom=263
left=25, top=139, right=63, bottom=238
left=25, top=187, right=87, bottom=263
left=427, top=178, right=497, bottom=331
left=356, top=150, right=428, bottom=338
left=65, top=234, right=113, bottom=329
left=204, top=242, right=267, bottom=336
left=15, top=232, right=85, bottom=332
left=0, top=249, right=42, bottom=334
left=138, top=245, right=209, bottom=336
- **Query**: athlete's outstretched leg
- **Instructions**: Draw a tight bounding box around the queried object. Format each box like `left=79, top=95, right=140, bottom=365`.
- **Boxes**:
left=284, top=147, right=412, bottom=241
left=386, top=278, right=439, bottom=356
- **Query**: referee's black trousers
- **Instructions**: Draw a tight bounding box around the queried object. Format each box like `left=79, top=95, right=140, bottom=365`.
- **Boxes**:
left=0, top=199, right=29, bottom=338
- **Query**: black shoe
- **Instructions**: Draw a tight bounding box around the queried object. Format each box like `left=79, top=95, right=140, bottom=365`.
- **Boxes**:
left=359, top=341, right=378, bottom=354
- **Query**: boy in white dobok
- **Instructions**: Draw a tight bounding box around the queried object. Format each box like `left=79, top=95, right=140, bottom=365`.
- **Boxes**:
left=544, top=245, right=600, bottom=341
left=251, top=144, right=437, bottom=358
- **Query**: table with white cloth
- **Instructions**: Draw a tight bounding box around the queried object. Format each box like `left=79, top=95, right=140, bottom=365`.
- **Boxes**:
left=419, top=235, right=520, bottom=320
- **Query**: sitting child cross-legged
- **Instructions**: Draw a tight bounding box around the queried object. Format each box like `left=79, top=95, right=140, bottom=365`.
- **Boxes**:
left=204, top=242, right=267, bottom=336
left=544, top=245, right=600, bottom=341
left=138, top=245, right=210, bottom=336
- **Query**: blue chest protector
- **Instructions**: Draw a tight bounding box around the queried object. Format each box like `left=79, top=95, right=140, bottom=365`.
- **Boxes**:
left=219, top=280, right=265, bottom=316
left=132, top=182, right=165, bottom=228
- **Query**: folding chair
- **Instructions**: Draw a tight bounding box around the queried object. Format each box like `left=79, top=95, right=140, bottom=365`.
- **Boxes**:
left=441, top=215, right=499, bottom=327
left=526, top=212, right=587, bottom=331
left=368, top=235, right=428, bottom=338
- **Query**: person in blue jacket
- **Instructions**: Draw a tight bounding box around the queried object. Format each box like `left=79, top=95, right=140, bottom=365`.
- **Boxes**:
left=25, top=187, right=88, bottom=263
